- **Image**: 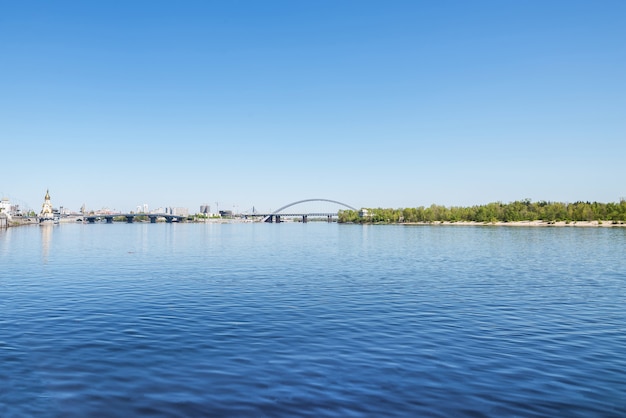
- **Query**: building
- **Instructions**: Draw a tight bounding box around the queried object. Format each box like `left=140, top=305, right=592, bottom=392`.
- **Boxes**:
left=0, top=197, right=10, bottom=214
left=167, top=207, right=189, bottom=217
left=40, top=190, right=54, bottom=218
left=200, top=204, right=211, bottom=214
left=39, top=190, right=59, bottom=223
left=174, top=207, right=188, bottom=217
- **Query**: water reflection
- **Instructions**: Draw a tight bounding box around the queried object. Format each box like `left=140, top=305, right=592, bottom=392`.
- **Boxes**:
left=40, top=223, right=54, bottom=262
left=0, top=227, right=10, bottom=257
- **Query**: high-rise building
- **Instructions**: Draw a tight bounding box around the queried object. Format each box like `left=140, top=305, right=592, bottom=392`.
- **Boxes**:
left=170, top=207, right=189, bottom=217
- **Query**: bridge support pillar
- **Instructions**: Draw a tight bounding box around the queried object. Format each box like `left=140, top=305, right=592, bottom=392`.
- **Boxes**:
left=275, top=215, right=281, bottom=223
left=165, top=216, right=173, bottom=223
left=327, top=215, right=332, bottom=223
left=149, top=216, right=157, bottom=223
left=105, top=216, right=113, bottom=224
left=87, top=217, right=96, bottom=224
left=302, top=215, right=308, bottom=223
left=126, top=216, right=134, bottom=223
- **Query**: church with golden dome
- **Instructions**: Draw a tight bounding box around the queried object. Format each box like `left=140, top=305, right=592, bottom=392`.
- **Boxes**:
left=39, top=189, right=59, bottom=224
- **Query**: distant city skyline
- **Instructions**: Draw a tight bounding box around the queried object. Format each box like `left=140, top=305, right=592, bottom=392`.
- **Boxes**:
left=2, top=1, right=625, bottom=213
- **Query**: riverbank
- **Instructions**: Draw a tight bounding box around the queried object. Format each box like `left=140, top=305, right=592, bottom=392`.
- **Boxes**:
left=0, top=215, right=36, bottom=227
left=4, top=217, right=625, bottom=228
left=403, top=220, right=626, bottom=227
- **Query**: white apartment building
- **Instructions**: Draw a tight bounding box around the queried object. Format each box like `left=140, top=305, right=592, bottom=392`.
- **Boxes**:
left=0, top=197, right=11, bottom=214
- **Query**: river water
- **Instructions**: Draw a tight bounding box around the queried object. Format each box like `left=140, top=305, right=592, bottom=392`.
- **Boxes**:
left=1, top=223, right=625, bottom=417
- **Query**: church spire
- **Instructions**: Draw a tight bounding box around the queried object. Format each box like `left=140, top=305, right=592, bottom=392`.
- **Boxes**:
left=40, top=189, right=54, bottom=217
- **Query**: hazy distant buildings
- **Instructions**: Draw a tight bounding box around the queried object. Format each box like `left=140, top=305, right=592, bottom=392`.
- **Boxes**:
left=166, top=207, right=188, bottom=217
left=130, top=204, right=191, bottom=217
left=93, top=208, right=117, bottom=215
left=200, top=204, right=210, bottom=214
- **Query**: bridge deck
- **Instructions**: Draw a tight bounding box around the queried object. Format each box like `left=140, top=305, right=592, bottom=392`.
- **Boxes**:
left=249, top=213, right=337, bottom=217
left=85, top=213, right=187, bottom=223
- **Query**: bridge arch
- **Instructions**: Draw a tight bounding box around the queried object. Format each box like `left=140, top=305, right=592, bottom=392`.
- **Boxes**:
left=270, top=198, right=358, bottom=215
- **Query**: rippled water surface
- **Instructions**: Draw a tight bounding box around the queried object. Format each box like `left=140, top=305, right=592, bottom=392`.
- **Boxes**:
left=1, top=223, right=625, bottom=417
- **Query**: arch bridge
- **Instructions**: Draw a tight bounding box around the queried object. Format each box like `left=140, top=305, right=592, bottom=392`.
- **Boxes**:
left=253, top=199, right=358, bottom=223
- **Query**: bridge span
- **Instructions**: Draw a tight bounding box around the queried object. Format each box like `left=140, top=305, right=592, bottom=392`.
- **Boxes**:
left=250, top=212, right=338, bottom=223
left=254, top=199, right=359, bottom=223
left=84, top=199, right=359, bottom=224
left=85, top=213, right=187, bottom=224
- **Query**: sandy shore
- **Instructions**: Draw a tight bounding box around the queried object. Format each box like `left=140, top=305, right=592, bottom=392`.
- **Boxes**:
left=404, top=220, right=626, bottom=227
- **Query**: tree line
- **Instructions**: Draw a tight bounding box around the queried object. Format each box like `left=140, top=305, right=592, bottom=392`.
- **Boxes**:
left=338, top=199, right=626, bottom=224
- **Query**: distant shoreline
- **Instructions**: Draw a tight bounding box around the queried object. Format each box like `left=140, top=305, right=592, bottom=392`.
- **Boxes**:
left=402, top=220, right=626, bottom=227
left=4, top=217, right=626, bottom=228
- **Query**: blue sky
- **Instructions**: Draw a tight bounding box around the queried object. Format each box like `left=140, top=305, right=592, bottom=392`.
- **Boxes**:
left=1, top=1, right=625, bottom=213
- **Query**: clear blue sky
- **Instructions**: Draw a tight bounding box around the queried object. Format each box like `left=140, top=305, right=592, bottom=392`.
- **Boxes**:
left=2, top=1, right=625, bottom=213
